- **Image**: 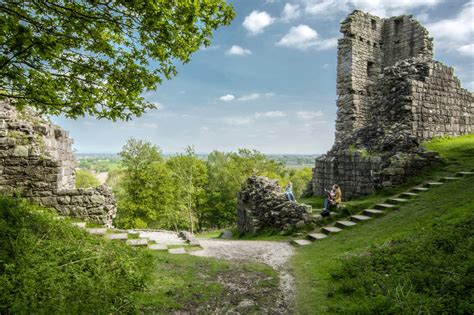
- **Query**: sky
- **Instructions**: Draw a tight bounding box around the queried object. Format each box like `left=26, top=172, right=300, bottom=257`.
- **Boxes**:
left=53, top=0, right=474, bottom=155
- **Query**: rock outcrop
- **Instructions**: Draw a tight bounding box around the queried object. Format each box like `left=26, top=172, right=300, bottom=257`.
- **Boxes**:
left=0, top=101, right=116, bottom=226
left=237, top=176, right=312, bottom=233
left=312, top=10, right=473, bottom=198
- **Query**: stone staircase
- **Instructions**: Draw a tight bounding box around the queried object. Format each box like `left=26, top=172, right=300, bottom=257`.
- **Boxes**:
left=292, top=171, right=474, bottom=246
left=59, top=219, right=201, bottom=255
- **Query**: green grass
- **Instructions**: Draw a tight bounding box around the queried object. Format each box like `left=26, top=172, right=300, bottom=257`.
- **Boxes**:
left=293, top=134, right=474, bottom=314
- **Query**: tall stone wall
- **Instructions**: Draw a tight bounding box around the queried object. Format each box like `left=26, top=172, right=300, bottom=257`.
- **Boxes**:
left=0, top=101, right=116, bottom=226
left=313, top=10, right=473, bottom=199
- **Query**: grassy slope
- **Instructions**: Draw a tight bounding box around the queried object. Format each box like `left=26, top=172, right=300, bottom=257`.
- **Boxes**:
left=293, top=135, right=474, bottom=314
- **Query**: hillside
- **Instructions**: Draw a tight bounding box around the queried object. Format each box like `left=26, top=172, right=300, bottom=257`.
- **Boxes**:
left=293, top=135, right=474, bottom=313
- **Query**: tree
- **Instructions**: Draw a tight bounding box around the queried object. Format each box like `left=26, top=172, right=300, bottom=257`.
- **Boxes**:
left=114, top=138, right=177, bottom=229
left=166, top=146, right=207, bottom=233
left=75, top=169, right=100, bottom=188
left=0, top=1, right=234, bottom=120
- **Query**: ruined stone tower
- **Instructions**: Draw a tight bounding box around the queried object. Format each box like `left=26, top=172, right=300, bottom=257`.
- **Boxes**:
left=312, top=10, right=473, bottom=198
left=0, top=101, right=116, bottom=225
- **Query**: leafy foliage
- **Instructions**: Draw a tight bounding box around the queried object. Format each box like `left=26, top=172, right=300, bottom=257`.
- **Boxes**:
left=75, top=169, right=100, bottom=188
left=0, top=0, right=234, bottom=120
left=328, top=216, right=474, bottom=314
left=0, top=197, right=153, bottom=313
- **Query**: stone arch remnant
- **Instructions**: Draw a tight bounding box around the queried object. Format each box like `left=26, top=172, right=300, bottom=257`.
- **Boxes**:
left=0, top=101, right=116, bottom=226
left=313, top=10, right=473, bottom=198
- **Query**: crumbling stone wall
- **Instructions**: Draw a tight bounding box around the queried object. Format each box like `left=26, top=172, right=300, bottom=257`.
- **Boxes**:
left=0, top=101, right=116, bottom=226
left=237, top=176, right=312, bottom=233
left=313, top=10, right=473, bottom=198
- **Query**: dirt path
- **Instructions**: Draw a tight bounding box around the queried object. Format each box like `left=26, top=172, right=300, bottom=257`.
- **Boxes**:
left=191, top=239, right=296, bottom=313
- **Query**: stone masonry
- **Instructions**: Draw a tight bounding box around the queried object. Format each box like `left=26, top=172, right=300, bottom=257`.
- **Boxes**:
left=313, top=10, right=473, bottom=198
left=0, top=101, right=116, bottom=226
left=237, top=176, right=312, bottom=233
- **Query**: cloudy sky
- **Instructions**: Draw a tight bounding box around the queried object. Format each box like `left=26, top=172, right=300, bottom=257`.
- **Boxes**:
left=54, top=0, right=474, bottom=155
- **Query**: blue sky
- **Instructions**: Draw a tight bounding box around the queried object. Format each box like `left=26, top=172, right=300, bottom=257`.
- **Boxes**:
left=54, top=0, right=474, bottom=154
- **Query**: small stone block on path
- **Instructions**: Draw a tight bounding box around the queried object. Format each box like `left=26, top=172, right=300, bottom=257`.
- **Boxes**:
left=168, top=248, right=187, bottom=254
left=351, top=214, right=371, bottom=222
left=388, top=198, right=408, bottom=203
left=72, top=222, right=86, bottom=228
left=457, top=171, right=474, bottom=176
left=441, top=177, right=460, bottom=181
left=292, top=239, right=312, bottom=246
left=105, top=233, right=128, bottom=240
left=426, top=182, right=443, bottom=186
left=322, top=226, right=342, bottom=234
left=401, top=192, right=418, bottom=198
left=375, top=203, right=396, bottom=209
left=126, top=239, right=148, bottom=246
left=308, top=233, right=327, bottom=240
left=336, top=221, right=357, bottom=228
left=148, top=244, right=167, bottom=251
left=412, top=187, right=429, bottom=192
left=364, top=209, right=385, bottom=216
left=188, top=240, right=201, bottom=247
left=86, top=228, right=107, bottom=235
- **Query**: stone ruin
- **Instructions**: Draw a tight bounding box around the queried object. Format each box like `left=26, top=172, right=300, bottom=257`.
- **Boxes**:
left=312, top=10, right=473, bottom=198
left=0, top=101, right=116, bottom=226
left=237, top=175, right=312, bottom=233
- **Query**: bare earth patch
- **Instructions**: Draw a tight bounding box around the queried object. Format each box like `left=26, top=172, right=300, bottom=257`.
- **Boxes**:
left=191, top=239, right=295, bottom=313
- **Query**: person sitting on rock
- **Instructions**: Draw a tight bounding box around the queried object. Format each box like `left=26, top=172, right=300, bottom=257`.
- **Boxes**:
left=322, top=184, right=342, bottom=215
left=285, top=181, right=296, bottom=201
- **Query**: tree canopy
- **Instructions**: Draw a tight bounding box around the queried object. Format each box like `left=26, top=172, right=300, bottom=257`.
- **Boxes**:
left=0, top=0, right=234, bottom=120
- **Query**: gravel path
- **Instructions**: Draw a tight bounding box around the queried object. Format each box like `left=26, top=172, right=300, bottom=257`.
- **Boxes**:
left=191, top=239, right=296, bottom=312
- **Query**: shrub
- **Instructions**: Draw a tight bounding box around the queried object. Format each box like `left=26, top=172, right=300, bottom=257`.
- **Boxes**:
left=0, top=197, right=154, bottom=313
left=327, top=215, right=474, bottom=314
left=75, top=169, right=101, bottom=188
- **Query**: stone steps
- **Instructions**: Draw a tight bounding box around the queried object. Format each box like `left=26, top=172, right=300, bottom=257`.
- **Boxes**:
left=307, top=233, right=327, bottom=241
left=168, top=248, right=187, bottom=254
left=457, top=171, right=474, bottom=176
left=86, top=228, right=107, bottom=235
left=291, top=170, right=469, bottom=247
left=400, top=192, right=418, bottom=198
left=148, top=244, right=168, bottom=251
left=126, top=239, right=148, bottom=246
left=104, top=233, right=128, bottom=240
left=335, top=220, right=357, bottom=229
left=440, top=177, right=460, bottom=182
left=424, top=181, right=444, bottom=187
left=321, top=226, right=342, bottom=234
left=363, top=209, right=385, bottom=217
left=292, top=239, right=312, bottom=246
left=374, top=203, right=397, bottom=210
left=71, top=222, right=86, bottom=228
left=412, top=187, right=429, bottom=192
left=387, top=197, right=408, bottom=204
left=350, top=214, right=372, bottom=222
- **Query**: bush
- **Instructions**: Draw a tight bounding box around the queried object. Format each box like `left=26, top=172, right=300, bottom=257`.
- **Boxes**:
left=0, top=197, right=154, bottom=313
left=75, top=169, right=100, bottom=188
left=327, top=215, right=474, bottom=314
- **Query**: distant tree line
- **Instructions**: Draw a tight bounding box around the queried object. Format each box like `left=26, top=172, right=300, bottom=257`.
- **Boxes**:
left=108, top=138, right=312, bottom=231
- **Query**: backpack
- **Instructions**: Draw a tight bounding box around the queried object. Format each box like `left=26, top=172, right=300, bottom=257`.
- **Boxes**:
left=321, top=209, right=330, bottom=217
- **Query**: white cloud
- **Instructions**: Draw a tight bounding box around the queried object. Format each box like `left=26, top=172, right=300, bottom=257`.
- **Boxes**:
left=302, top=0, right=444, bottom=18
left=226, top=45, right=252, bottom=56
left=427, top=2, right=474, bottom=55
left=223, top=111, right=287, bottom=126
left=223, top=116, right=253, bottom=125
left=457, top=44, right=474, bottom=57
left=276, top=25, right=337, bottom=50
left=255, top=111, right=287, bottom=118
left=281, top=3, right=301, bottom=21
left=141, top=123, right=159, bottom=129
left=242, top=10, right=276, bottom=35
left=219, top=94, right=235, bottom=101
left=238, top=93, right=260, bottom=101
left=296, top=110, right=323, bottom=119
